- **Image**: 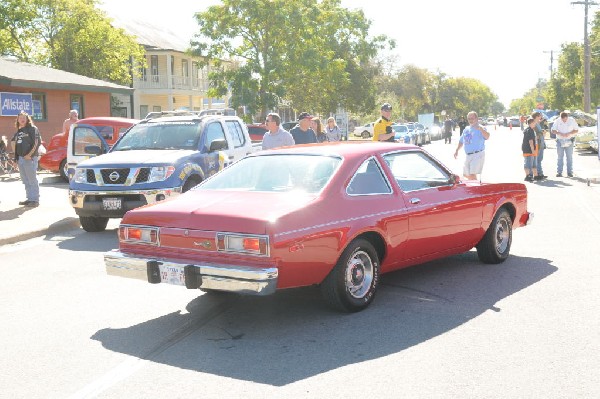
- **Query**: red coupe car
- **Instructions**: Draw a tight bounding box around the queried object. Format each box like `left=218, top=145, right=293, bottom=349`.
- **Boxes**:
left=105, top=142, right=532, bottom=312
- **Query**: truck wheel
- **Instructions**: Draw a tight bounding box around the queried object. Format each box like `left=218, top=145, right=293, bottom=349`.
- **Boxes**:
left=476, top=209, right=512, bottom=264
left=182, top=177, right=201, bottom=192
left=59, top=159, right=68, bottom=182
left=320, top=238, right=380, bottom=312
left=79, top=216, right=109, bottom=232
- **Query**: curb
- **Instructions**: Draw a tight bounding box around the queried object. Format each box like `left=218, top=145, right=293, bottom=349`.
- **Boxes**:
left=0, top=217, right=80, bottom=246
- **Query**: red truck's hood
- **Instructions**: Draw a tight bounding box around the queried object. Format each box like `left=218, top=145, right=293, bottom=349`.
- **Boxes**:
left=121, top=189, right=318, bottom=234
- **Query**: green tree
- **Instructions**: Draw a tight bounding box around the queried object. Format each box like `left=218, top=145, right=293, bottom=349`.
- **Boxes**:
left=190, top=0, right=393, bottom=119
left=0, top=0, right=145, bottom=85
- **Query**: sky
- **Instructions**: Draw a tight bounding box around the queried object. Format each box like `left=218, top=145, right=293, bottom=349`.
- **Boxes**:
left=100, top=0, right=587, bottom=107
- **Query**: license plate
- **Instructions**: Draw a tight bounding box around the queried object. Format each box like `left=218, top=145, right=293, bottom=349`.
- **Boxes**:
left=159, top=264, right=185, bottom=286
left=102, top=197, right=122, bottom=210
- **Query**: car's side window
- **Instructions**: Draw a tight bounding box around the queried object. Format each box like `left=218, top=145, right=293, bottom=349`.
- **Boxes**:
left=347, top=158, right=392, bottom=195
left=204, top=122, right=229, bottom=150
left=383, top=152, right=451, bottom=192
left=73, top=127, right=102, bottom=156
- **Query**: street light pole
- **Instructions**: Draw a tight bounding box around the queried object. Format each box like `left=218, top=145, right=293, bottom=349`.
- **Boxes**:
left=572, top=0, right=598, bottom=113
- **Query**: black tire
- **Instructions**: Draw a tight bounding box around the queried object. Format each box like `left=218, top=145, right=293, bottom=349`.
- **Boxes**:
left=79, top=216, right=109, bottom=232
left=476, top=209, right=512, bottom=264
left=182, top=177, right=201, bottom=192
left=320, top=238, right=380, bottom=312
left=361, top=131, right=370, bottom=139
left=59, top=159, right=68, bottom=182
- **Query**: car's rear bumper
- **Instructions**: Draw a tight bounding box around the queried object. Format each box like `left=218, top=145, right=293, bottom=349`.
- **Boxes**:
left=104, top=250, right=278, bottom=295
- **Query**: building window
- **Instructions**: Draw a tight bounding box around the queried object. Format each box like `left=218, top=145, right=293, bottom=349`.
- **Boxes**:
left=151, top=55, right=158, bottom=82
left=140, top=105, right=149, bottom=119
left=31, top=92, right=47, bottom=121
left=153, top=106, right=161, bottom=112
left=70, top=94, right=84, bottom=118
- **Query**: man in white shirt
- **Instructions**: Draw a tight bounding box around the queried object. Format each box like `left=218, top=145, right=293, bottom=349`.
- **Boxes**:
left=550, top=111, right=579, bottom=177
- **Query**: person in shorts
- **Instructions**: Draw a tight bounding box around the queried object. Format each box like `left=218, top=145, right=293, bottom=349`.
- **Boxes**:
left=453, top=111, right=490, bottom=180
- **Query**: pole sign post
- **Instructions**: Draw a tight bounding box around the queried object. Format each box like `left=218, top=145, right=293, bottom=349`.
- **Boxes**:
left=1, top=92, right=33, bottom=116
left=597, top=106, right=600, bottom=160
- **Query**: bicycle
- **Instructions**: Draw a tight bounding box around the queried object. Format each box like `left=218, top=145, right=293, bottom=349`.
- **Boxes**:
left=0, top=150, right=19, bottom=176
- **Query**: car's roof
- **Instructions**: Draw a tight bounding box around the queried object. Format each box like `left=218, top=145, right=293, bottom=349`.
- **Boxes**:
left=77, top=117, right=140, bottom=124
left=254, top=141, right=419, bottom=158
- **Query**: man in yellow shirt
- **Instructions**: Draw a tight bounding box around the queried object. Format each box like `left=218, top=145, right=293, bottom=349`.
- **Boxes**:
left=372, top=103, right=395, bottom=142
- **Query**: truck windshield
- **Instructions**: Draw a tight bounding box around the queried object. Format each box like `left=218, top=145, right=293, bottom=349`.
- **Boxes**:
left=112, top=122, right=200, bottom=151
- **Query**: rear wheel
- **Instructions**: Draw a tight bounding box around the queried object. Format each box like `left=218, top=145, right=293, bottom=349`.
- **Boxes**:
left=320, top=238, right=380, bottom=312
left=476, top=209, right=512, bottom=263
left=79, top=216, right=109, bottom=232
left=59, top=159, right=68, bottom=182
left=361, top=130, right=370, bottom=139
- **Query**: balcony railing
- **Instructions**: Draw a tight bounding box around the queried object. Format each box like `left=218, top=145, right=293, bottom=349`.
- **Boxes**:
left=134, top=74, right=209, bottom=92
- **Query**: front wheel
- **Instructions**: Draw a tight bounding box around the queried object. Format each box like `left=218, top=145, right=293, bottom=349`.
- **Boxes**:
left=79, top=216, right=109, bottom=232
left=320, top=238, right=380, bottom=312
left=361, top=131, right=370, bottom=139
left=476, top=209, right=512, bottom=264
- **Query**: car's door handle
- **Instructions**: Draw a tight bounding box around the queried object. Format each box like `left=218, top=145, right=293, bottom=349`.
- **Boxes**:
left=410, top=198, right=421, bottom=204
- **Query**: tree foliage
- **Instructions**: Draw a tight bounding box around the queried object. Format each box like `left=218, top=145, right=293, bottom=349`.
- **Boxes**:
left=0, top=0, right=145, bottom=85
left=190, top=0, right=394, bottom=119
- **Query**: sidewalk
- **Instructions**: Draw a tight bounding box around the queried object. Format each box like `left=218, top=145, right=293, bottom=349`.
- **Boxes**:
left=0, top=173, right=79, bottom=246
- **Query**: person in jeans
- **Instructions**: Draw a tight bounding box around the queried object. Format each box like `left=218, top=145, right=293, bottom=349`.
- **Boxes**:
left=11, top=111, right=41, bottom=207
left=522, top=117, right=539, bottom=182
left=551, top=111, right=578, bottom=177
left=531, top=111, right=547, bottom=180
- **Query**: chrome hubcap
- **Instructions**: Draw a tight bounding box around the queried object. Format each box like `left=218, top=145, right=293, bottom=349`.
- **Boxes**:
left=495, top=217, right=510, bottom=253
left=345, top=250, right=373, bottom=299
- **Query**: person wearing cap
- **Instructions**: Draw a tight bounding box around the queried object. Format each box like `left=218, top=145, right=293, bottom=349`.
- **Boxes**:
left=290, top=112, right=317, bottom=145
left=262, top=112, right=295, bottom=150
left=372, top=103, right=395, bottom=142
left=453, top=111, right=490, bottom=180
left=551, top=111, right=578, bottom=177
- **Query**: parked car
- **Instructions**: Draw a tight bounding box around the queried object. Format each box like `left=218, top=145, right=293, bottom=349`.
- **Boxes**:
left=574, top=127, right=597, bottom=150
left=429, top=123, right=443, bottom=140
left=414, top=122, right=431, bottom=144
left=353, top=122, right=375, bottom=138
left=39, top=117, right=139, bottom=181
left=392, top=124, right=415, bottom=144
left=486, top=117, right=496, bottom=125
left=104, top=142, right=532, bottom=313
left=69, top=110, right=255, bottom=232
left=247, top=123, right=268, bottom=142
left=507, top=117, right=521, bottom=128
left=281, top=121, right=297, bottom=131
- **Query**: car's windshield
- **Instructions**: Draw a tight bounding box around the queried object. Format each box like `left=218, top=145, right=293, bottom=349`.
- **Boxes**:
left=112, top=122, right=200, bottom=151
left=197, top=154, right=342, bottom=193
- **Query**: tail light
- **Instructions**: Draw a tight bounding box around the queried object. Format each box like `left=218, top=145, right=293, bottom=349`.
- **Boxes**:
left=216, top=233, right=269, bottom=256
left=119, top=225, right=160, bottom=245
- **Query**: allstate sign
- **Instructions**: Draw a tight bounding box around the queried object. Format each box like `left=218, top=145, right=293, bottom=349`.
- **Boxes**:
left=1, top=92, right=33, bottom=116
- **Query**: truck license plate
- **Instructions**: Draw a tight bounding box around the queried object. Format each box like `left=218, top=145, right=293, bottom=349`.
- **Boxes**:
left=102, top=197, right=122, bottom=210
left=159, top=264, right=186, bottom=286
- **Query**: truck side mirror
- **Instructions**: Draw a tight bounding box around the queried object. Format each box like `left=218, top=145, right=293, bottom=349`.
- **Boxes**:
left=209, top=139, right=227, bottom=152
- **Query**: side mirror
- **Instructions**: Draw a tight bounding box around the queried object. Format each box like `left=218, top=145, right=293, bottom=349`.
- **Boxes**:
left=209, top=138, right=228, bottom=152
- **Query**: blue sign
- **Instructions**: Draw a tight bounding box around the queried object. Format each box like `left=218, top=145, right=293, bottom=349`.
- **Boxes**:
left=1, top=92, right=33, bottom=116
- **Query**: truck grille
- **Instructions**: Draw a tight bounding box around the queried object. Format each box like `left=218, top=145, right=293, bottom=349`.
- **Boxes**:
left=135, top=168, right=151, bottom=183
left=100, top=168, right=129, bottom=184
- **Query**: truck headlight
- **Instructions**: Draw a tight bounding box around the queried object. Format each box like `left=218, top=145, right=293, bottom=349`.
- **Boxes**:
left=149, top=166, right=175, bottom=182
left=73, top=168, right=87, bottom=183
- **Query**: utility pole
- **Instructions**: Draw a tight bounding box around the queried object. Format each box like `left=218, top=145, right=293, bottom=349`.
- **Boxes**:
left=572, top=0, right=598, bottom=113
left=543, top=50, right=558, bottom=78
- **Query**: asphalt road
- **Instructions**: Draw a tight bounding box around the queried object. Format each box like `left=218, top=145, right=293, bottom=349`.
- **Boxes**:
left=1, top=126, right=599, bottom=398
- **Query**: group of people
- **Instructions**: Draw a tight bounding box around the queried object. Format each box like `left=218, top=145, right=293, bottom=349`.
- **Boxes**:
left=521, top=110, right=579, bottom=181
left=261, top=112, right=343, bottom=150
left=4, top=109, right=79, bottom=207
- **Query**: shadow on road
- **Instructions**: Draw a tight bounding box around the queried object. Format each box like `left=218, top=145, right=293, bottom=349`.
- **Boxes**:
left=91, top=252, right=556, bottom=386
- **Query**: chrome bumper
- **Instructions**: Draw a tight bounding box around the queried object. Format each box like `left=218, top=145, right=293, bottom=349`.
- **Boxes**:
left=104, top=250, right=278, bottom=296
left=69, top=187, right=182, bottom=209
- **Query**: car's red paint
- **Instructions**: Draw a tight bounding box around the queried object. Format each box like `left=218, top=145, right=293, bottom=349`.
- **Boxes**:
left=39, top=117, right=139, bottom=179
left=106, top=142, right=531, bottom=311
left=246, top=123, right=268, bottom=142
